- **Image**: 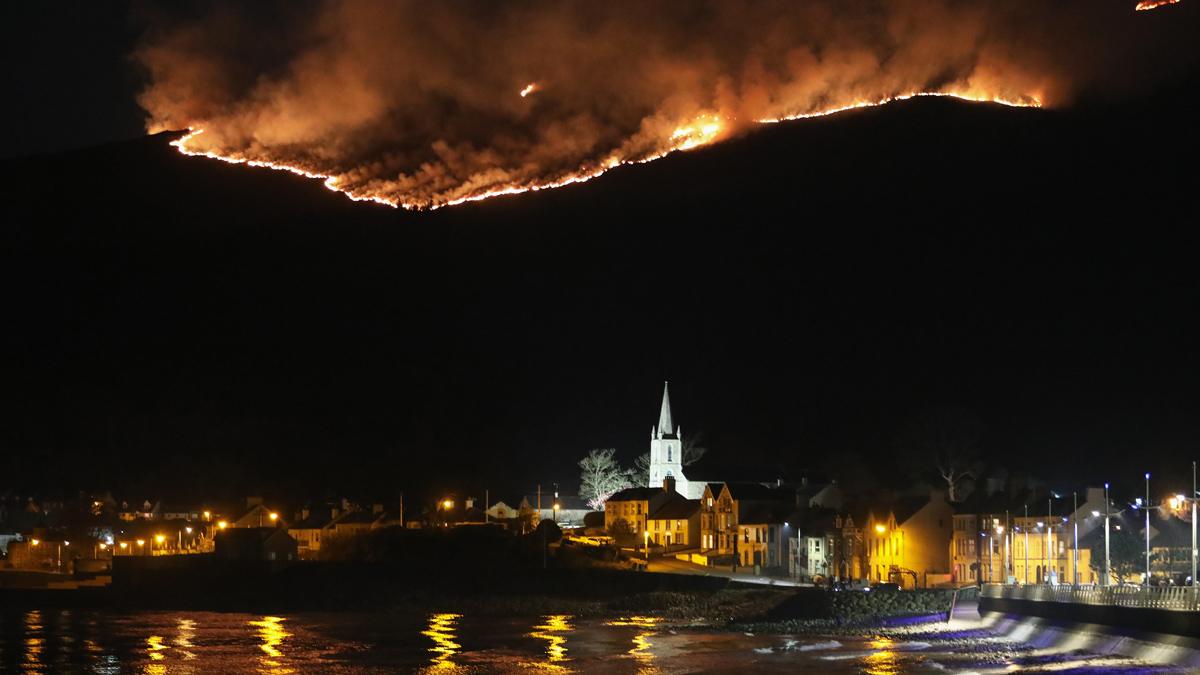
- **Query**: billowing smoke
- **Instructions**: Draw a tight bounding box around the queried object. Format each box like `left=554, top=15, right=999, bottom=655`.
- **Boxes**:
left=135, top=0, right=1196, bottom=209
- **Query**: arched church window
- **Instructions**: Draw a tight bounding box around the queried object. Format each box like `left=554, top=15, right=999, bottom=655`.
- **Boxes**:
left=667, top=447, right=672, bottom=462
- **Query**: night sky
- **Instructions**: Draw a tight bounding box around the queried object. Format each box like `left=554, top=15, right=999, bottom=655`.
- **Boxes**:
left=3, top=1, right=1200, bottom=506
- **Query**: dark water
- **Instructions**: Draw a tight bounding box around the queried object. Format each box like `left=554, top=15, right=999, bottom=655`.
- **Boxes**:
left=0, top=608, right=1186, bottom=673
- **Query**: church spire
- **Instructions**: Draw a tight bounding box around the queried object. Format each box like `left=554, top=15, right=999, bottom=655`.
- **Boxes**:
left=657, top=381, right=675, bottom=438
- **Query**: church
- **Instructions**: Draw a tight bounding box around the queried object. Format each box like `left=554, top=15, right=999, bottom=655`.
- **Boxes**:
left=646, top=381, right=706, bottom=499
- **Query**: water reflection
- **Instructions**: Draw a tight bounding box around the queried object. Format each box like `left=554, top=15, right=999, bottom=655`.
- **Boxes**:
left=863, top=637, right=900, bottom=675
left=528, top=614, right=573, bottom=669
left=175, top=617, right=197, bottom=661
left=247, top=616, right=293, bottom=673
left=604, top=616, right=660, bottom=674
left=24, top=610, right=43, bottom=671
left=421, top=613, right=463, bottom=672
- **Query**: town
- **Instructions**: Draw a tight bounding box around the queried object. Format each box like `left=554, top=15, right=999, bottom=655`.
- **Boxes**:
left=2, top=383, right=1196, bottom=597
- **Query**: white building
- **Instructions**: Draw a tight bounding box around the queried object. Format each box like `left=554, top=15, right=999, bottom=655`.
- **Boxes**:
left=646, top=382, right=705, bottom=499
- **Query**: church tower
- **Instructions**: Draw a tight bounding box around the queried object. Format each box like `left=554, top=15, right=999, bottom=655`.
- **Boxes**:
left=648, top=381, right=689, bottom=497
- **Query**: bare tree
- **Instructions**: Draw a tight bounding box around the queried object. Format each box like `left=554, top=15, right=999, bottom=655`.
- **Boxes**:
left=901, top=407, right=984, bottom=503
left=579, top=448, right=635, bottom=511
left=634, top=432, right=708, bottom=485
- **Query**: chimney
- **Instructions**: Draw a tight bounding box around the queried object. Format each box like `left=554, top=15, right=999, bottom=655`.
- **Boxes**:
left=663, top=475, right=676, bottom=494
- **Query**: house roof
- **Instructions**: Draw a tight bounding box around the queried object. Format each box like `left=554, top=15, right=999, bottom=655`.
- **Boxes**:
left=740, top=501, right=794, bottom=525
left=334, top=510, right=381, bottom=525
left=290, top=512, right=336, bottom=530
left=1151, top=516, right=1191, bottom=548
left=215, top=527, right=294, bottom=549
left=649, top=496, right=699, bottom=520
left=722, top=482, right=790, bottom=501
left=608, top=487, right=668, bottom=502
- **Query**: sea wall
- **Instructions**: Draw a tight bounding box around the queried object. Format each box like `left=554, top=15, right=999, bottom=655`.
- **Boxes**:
left=979, top=611, right=1200, bottom=667
left=980, top=593, right=1200, bottom=638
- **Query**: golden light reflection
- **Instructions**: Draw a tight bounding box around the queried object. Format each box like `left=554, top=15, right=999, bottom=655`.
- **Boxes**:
left=863, top=636, right=900, bottom=675
left=24, top=610, right=43, bottom=669
left=604, top=616, right=660, bottom=673
left=248, top=615, right=294, bottom=673
left=421, top=613, right=463, bottom=671
left=175, top=617, right=198, bottom=660
left=147, top=634, right=169, bottom=661
left=528, top=614, right=573, bottom=669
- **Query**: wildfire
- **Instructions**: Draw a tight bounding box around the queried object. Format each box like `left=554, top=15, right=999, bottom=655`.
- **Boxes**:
left=171, top=90, right=1041, bottom=211
left=670, top=116, right=724, bottom=151
left=1135, top=0, right=1181, bottom=10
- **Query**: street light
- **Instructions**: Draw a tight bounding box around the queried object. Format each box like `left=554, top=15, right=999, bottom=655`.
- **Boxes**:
left=1144, top=473, right=1151, bottom=586
left=269, top=512, right=279, bottom=523
left=217, top=520, right=228, bottom=530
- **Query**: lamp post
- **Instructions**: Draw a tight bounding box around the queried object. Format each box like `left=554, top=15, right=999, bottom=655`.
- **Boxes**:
left=1024, top=504, right=1030, bottom=585
left=1073, top=492, right=1080, bottom=586
left=1145, top=472, right=1151, bottom=586
left=1104, top=483, right=1111, bottom=586
left=1045, top=497, right=1053, bottom=584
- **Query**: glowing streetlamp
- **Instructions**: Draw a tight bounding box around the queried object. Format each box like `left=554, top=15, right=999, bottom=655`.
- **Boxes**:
left=874, top=524, right=886, bottom=534
left=217, top=520, right=228, bottom=530
left=30, top=538, right=39, bottom=547
left=553, top=502, right=560, bottom=525
left=1145, top=473, right=1151, bottom=586
left=443, top=499, right=454, bottom=510
left=269, top=512, right=279, bottom=523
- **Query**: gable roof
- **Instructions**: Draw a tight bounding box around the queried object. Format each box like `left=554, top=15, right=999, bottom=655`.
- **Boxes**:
left=740, top=501, right=794, bottom=525
left=608, top=487, right=667, bottom=502
left=648, top=496, right=699, bottom=520
left=722, top=482, right=790, bottom=502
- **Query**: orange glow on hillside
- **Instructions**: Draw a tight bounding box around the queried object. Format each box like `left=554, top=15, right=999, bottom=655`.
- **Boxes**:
left=1135, top=0, right=1181, bottom=10
left=171, top=90, right=1042, bottom=211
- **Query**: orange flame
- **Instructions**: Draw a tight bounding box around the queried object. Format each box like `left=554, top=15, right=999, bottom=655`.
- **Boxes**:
left=519, top=82, right=539, bottom=98
left=1135, top=0, right=1181, bottom=10
left=171, top=90, right=1041, bottom=211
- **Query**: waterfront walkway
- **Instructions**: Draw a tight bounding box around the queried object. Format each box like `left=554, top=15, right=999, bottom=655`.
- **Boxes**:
left=645, top=556, right=808, bottom=586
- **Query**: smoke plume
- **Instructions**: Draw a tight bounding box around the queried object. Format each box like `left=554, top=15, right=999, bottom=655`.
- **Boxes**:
left=135, top=0, right=1197, bottom=209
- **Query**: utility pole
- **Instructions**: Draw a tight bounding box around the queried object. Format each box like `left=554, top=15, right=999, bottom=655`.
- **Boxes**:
left=485, top=489, right=489, bottom=524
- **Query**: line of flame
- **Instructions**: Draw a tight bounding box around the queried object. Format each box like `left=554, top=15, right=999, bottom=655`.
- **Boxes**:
left=1135, top=0, right=1181, bottom=10
left=171, top=90, right=1042, bottom=211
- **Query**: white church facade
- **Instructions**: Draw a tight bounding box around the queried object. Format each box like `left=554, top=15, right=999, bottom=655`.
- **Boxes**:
left=646, top=382, right=706, bottom=499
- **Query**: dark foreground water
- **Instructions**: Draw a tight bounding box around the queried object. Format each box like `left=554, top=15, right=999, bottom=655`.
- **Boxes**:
left=0, top=608, right=1188, bottom=673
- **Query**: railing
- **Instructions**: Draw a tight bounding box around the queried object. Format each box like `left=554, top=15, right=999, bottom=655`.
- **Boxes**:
left=982, top=583, right=1200, bottom=611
